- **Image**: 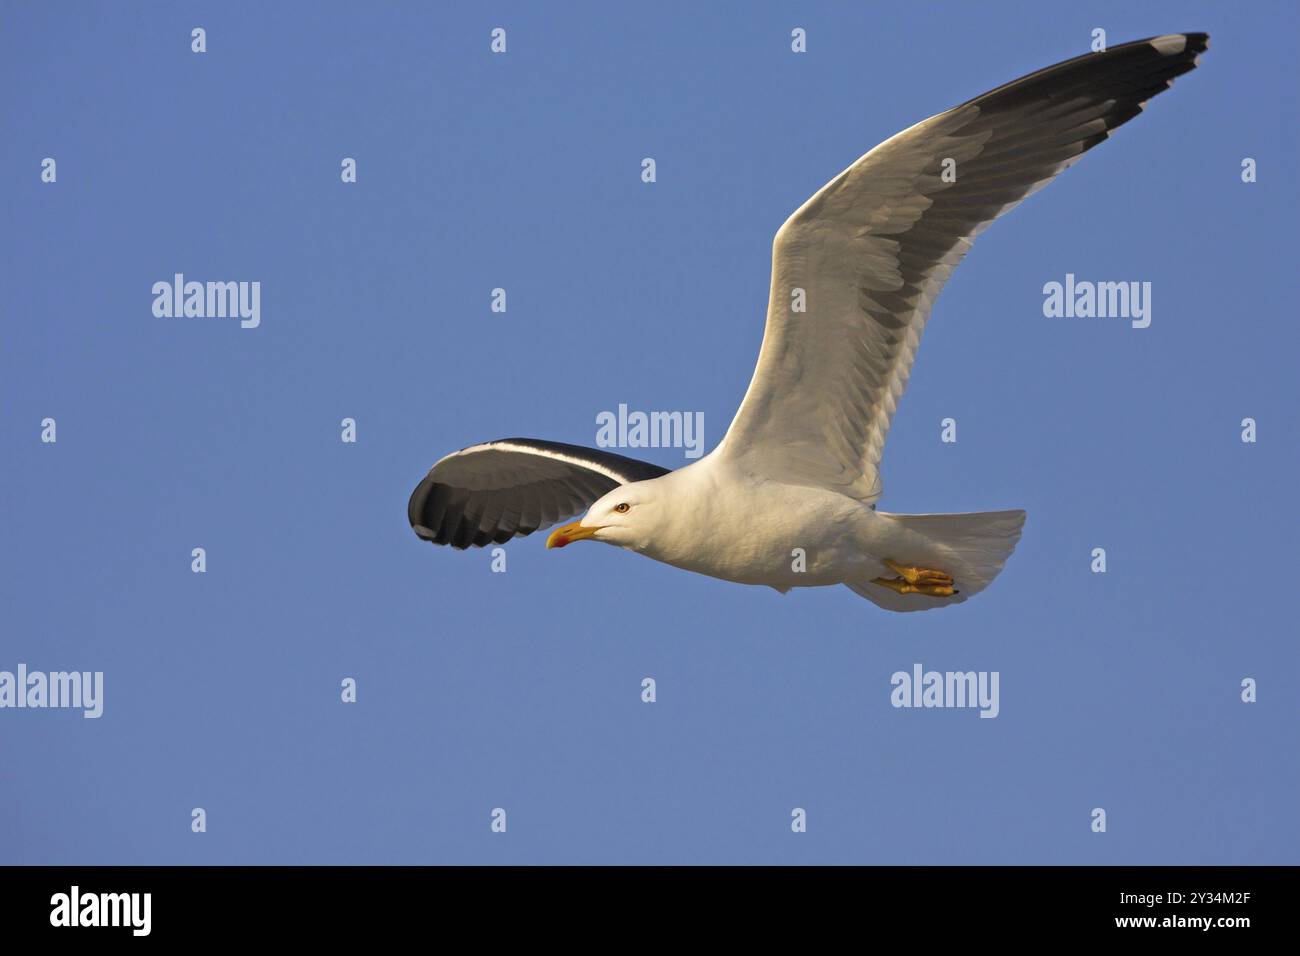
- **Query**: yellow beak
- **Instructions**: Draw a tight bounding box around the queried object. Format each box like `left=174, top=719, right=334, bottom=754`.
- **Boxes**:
left=546, top=521, right=603, bottom=549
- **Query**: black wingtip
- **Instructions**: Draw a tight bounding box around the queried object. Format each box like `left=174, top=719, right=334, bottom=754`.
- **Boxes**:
left=408, top=474, right=432, bottom=534
left=408, top=474, right=451, bottom=544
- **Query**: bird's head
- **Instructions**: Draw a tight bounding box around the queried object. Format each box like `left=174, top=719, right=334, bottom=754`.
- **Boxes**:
left=546, top=481, right=662, bottom=553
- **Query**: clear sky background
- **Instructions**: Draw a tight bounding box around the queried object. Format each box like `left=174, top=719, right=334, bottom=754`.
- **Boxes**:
left=1, top=1, right=1296, bottom=865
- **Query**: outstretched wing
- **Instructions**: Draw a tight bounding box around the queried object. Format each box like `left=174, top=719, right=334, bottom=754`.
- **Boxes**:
left=408, top=439, right=671, bottom=549
left=718, top=33, right=1208, bottom=503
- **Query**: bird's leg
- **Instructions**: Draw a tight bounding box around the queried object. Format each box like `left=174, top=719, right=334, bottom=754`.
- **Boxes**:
left=873, top=559, right=957, bottom=597
left=871, top=576, right=958, bottom=597
left=882, top=558, right=954, bottom=587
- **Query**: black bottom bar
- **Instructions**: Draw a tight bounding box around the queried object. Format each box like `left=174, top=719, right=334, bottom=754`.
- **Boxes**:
left=0, top=865, right=1291, bottom=940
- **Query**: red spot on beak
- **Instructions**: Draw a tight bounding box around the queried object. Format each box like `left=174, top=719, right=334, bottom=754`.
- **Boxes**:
left=547, top=521, right=598, bottom=549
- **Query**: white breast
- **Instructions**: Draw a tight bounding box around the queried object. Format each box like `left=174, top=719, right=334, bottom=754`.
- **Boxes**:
left=634, top=454, right=874, bottom=589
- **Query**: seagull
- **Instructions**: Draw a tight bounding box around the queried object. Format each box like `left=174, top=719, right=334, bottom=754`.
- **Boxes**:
left=409, top=34, right=1207, bottom=612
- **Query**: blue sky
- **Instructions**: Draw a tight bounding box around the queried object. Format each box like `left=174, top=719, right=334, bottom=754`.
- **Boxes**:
left=1, top=1, right=1296, bottom=864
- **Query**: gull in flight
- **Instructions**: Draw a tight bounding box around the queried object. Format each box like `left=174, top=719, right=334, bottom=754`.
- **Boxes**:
left=409, top=34, right=1208, bottom=611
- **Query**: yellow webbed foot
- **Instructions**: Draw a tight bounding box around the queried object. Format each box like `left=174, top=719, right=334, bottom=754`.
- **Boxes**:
left=873, top=559, right=957, bottom=597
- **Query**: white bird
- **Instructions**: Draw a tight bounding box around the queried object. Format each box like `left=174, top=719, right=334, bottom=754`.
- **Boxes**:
left=409, top=34, right=1207, bottom=611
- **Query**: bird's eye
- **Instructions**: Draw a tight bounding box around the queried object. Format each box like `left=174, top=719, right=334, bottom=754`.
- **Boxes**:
left=614, top=503, right=630, bottom=513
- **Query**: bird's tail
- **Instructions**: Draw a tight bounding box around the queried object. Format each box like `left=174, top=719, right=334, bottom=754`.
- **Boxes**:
left=846, top=509, right=1026, bottom=613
